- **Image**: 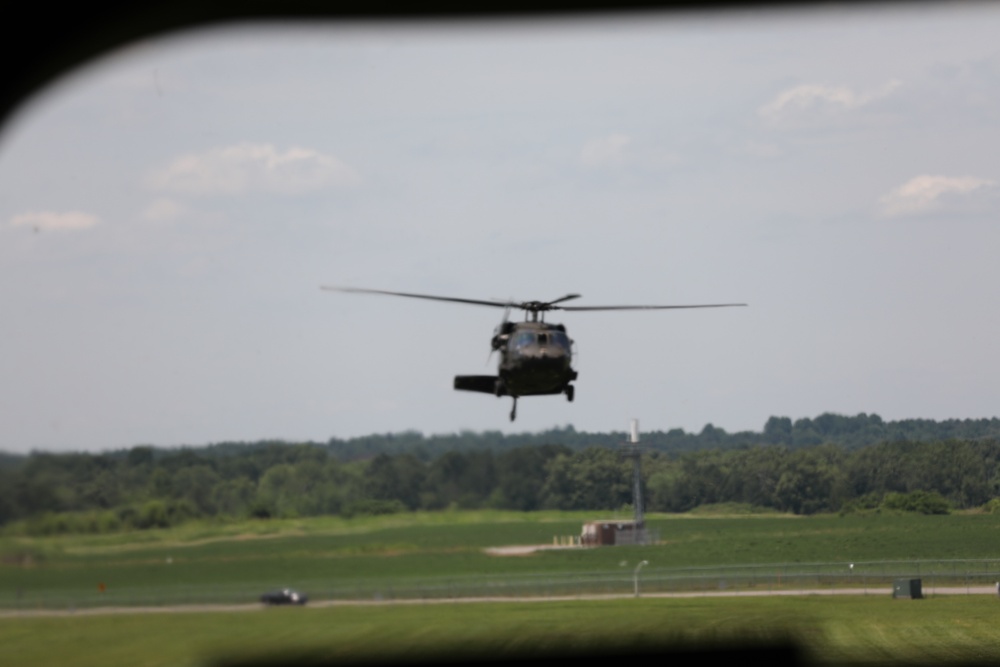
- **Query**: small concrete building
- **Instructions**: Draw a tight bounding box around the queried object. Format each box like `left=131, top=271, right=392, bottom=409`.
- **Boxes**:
left=580, top=520, right=643, bottom=546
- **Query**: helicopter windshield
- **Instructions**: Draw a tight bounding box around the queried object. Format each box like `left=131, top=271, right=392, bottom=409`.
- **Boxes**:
left=511, top=331, right=571, bottom=352
left=512, top=332, right=536, bottom=350
left=548, top=331, right=571, bottom=351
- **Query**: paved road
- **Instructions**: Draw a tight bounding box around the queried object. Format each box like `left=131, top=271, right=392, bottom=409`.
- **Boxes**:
left=2, top=586, right=995, bottom=619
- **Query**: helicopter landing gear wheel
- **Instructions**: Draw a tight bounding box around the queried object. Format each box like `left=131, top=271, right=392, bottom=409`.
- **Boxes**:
left=509, top=397, right=518, bottom=422
left=565, top=385, right=574, bottom=402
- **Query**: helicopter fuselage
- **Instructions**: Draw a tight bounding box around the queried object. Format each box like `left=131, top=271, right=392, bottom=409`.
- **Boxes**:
left=495, top=321, right=576, bottom=396
left=453, top=321, right=577, bottom=403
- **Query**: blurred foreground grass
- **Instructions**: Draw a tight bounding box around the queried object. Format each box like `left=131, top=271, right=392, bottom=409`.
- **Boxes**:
left=4, top=595, right=1000, bottom=667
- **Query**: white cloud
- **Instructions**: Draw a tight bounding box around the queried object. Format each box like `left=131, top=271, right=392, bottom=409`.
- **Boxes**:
left=9, top=210, right=100, bottom=231
left=580, top=133, right=632, bottom=168
left=759, top=80, right=901, bottom=122
left=879, top=175, right=996, bottom=217
left=148, top=143, right=360, bottom=196
left=142, top=198, right=185, bottom=221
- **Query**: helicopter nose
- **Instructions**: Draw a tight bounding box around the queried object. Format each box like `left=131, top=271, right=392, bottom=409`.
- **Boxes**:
left=533, top=347, right=568, bottom=368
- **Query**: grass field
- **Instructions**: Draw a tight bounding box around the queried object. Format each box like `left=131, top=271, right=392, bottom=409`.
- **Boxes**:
left=4, top=595, right=1000, bottom=666
left=5, top=510, right=1000, bottom=665
left=5, top=510, right=1000, bottom=606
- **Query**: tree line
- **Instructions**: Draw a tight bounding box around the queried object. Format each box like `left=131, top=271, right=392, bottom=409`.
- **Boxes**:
left=224, top=413, right=1000, bottom=456
left=5, top=412, right=1000, bottom=469
left=4, top=433, right=1000, bottom=534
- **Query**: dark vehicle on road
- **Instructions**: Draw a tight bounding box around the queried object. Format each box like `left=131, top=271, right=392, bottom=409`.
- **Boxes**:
left=260, top=588, right=307, bottom=605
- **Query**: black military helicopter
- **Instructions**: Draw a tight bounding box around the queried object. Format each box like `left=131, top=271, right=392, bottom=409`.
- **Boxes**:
left=322, top=286, right=745, bottom=421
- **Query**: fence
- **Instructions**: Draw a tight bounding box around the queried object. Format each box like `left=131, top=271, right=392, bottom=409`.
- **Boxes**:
left=6, top=559, right=1000, bottom=611
left=614, top=528, right=661, bottom=546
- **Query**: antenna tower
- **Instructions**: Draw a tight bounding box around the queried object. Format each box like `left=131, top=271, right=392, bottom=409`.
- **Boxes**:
left=620, top=418, right=644, bottom=529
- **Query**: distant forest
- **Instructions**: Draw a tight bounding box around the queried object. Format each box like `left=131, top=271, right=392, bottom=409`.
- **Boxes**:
left=4, top=412, right=1000, bottom=533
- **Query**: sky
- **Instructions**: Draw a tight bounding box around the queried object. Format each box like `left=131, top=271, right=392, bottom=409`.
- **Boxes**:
left=2, top=3, right=1000, bottom=453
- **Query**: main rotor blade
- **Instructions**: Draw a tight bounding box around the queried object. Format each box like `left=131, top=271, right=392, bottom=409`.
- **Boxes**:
left=560, top=303, right=747, bottom=311
left=321, top=286, right=511, bottom=309
left=323, top=286, right=746, bottom=313
left=546, top=293, right=582, bottom=306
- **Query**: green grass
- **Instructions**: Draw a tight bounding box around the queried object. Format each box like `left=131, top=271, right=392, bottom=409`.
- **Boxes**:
left=6, top=511, right=1000, bottom=665
left=4, top=595, right=1000, bottom=666
left=646, top=512, right=1000, bottom=565
left=5, top=511, right=1000, bottom=608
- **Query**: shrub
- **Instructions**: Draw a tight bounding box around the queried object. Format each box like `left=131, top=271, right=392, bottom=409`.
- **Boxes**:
left=341, top=499, right=407, bottom=518
left=137, top=500, right=169, bottom=529
left=983, top=498, right=1000, bottom=514
left=882, top=491, right=951, bottom=515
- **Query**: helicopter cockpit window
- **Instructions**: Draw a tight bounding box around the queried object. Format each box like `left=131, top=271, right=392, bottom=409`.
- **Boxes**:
left=510, top=331, right=571, bottom=351
left=512, top=332, right=535, bottom=350
left=549, top=332, right=571, bottom=351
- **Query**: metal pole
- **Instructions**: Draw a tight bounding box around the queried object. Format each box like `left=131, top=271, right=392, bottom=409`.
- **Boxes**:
left=634, top=560, right=649, bottom=598
left=632, top=454, right=643, bottom=528
left=621, top=419, right=644, bottom=532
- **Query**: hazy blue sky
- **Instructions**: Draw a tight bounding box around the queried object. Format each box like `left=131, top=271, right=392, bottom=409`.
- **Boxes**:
left=2, top=4, right=1000, bottom=452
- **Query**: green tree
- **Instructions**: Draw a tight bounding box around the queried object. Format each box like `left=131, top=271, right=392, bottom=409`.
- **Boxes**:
left=492, top=445, right=570, bottom=510
left=172, top=465, right=221, bottom=514
left=541, top=447, right=631, bottom=510
left=211, top=477, right=257, bottom=517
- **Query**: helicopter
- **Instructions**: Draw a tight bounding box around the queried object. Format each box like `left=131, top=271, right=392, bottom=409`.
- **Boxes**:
left=322, top=286, right=746, bottom=421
